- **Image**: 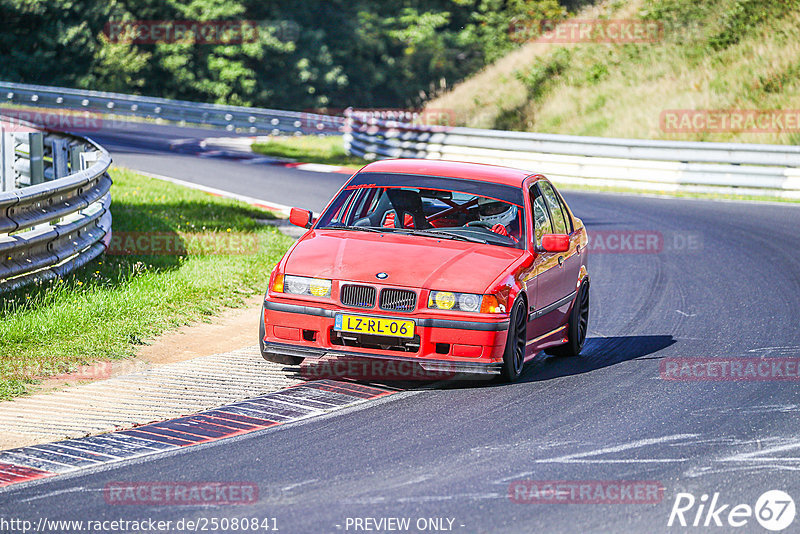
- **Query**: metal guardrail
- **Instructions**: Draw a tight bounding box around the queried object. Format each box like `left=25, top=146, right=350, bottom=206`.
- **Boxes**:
left=0, top=79, right=349, bottom=293
left=0, top=81, right=344, bottom=136
left=0, top=118, right=112, bottom=292
left=344, top=114, right=800, bottom=198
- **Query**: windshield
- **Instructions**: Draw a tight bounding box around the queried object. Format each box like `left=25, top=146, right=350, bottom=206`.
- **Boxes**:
left=316, top=172, right=526, bottom=249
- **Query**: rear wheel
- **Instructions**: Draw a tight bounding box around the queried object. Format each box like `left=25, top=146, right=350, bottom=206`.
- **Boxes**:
left=545, top=281, right=589, bottom=358
left=501, top=298, right=527, bottom=382
left=259, top=304, right=304, bottom=365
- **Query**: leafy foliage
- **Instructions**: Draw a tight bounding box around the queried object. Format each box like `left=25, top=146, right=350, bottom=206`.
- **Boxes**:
left=0, top=0, right=575, bottom=109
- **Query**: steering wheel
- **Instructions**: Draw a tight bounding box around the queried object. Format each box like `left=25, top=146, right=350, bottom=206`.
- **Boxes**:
left=466, top=220, right=494, bottom=229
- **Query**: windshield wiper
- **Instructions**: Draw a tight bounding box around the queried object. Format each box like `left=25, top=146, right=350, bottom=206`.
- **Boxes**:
left=319, top=225, right=487, bottom=243
left=398, top=228, right=488, bottom=244
left=318, top=225, right=384, bottom=233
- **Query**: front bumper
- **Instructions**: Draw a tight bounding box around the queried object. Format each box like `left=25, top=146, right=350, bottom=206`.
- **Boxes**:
left=262, top=299, right=509, bottom=375
left=262, top=341, right=503, bottom=375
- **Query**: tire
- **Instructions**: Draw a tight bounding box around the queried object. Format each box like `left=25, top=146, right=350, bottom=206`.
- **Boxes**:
left=259, top=304, right=304, bottom=365
left=501, top=298, right=527, bottom=382
left=545, top=281, right=589, bottom=358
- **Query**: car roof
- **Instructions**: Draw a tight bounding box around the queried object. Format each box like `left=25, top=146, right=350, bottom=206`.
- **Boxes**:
left=358, top=159, right=538, bottom=188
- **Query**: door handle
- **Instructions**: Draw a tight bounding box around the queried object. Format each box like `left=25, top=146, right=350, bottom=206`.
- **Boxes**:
left=558, top=256, right=564, bottom=266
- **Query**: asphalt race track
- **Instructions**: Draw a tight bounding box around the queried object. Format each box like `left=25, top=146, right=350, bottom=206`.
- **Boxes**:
left=89, top=121, right=349, bottom=211
left=2, top=121, right=800, bottom=533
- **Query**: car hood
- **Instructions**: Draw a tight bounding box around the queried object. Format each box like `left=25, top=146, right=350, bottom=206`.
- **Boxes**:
left=283, top=229, right=524, bottom=294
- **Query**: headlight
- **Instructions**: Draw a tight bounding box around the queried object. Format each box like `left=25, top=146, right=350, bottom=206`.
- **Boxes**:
left=428, top=291, right=504, bottom=313
left=458, top=293, right=481, bottom=312
left=432, top=291, right=456, bottom=310
left=281, top=275, right=331, bottom=298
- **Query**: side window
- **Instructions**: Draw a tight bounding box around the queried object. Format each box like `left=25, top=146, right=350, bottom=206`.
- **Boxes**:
left=343, top=188, right=379, bottom=224
left=329, top=196, right=350, bottom=224
left=539, top=181, right=568, bottom=235
left=338, top=192, right=359, bottom=225
left=530, top=185, right=552, bottom=246
left=352, top=188, right=378, bottom=219
left=555, top=188, right=573, bottom=233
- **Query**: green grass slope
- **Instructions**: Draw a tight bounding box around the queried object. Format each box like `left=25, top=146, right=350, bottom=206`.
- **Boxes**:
left=425, top=0, right=800, bottom=144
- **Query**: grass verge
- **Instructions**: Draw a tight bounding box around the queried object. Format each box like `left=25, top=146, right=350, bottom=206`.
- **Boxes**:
left=0, top=167, right=294, bottom=400
left=252, top=135, right=366, bottom=168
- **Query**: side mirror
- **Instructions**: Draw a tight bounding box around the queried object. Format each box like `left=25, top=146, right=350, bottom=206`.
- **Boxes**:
left=289, top=208, right=314, bottom=229
left=540, top=234, right=570, bottom=253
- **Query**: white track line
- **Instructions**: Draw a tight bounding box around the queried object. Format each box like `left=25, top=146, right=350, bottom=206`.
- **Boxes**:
left=130, top=169, right=293, bottom=216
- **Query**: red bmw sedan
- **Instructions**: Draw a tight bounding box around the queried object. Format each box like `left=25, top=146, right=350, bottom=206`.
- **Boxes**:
left=260, top=159, right=589, bottom=382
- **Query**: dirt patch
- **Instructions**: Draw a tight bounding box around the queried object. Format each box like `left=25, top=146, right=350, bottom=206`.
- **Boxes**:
left=137, top=295, right=263, bottom=365
left=27, top=296, right=264, bottom=395
left=1, top=431, right=50, bottom=451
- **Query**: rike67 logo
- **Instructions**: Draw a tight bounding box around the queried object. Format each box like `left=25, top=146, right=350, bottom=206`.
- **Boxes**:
left=668, top=490, right=795, bottom=531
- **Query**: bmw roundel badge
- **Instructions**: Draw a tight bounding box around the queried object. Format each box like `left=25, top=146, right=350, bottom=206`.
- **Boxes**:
left=376, top=272, right=388, bottom=280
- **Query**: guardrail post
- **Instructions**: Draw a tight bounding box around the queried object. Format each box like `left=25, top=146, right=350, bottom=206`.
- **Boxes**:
left=3, top=132, right=26, bottom=190
left=50, top=138, right=69, bottom=179
left=28, top=132, right=44, bottom=185
left=1, top=132, right=12, bottom=192
left=80, top=150, right=99, bottom=171
left=69, top=145, right=84, bottom=173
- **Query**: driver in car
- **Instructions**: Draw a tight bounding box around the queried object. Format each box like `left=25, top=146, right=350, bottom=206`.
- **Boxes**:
left=476, top=197, right=519, bottom=241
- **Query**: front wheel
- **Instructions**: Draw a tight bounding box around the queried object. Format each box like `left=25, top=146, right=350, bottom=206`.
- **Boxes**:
left=501, top=298, right=528, bottom=382
left=545, top=281, right=589, bottom=358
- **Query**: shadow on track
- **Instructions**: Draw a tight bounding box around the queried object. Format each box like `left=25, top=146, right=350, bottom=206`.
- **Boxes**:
left=287, top=335, right=675, bottom=391
left=518, top=334, right=675, bottom=383
left=431, top=334, right=675, bottom=389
